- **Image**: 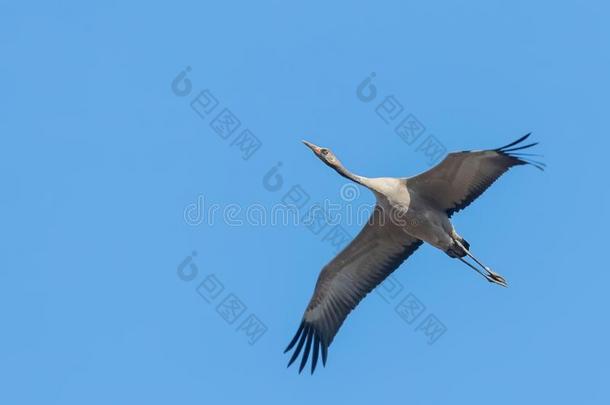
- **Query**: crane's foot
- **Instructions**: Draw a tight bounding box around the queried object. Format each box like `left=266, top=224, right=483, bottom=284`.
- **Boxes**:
left=484, top=268, right=508, bottom=288
left=456, top=256, right=508, bottom=288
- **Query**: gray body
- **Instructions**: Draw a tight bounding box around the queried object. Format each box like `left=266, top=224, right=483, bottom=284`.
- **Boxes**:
left=370, top=177, right=455, bottom=252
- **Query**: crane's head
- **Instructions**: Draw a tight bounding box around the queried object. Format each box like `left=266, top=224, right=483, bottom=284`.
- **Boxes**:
left=302, top=140, right=341, bottom=169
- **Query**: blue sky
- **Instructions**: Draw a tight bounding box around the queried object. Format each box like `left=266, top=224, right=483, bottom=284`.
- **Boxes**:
left=1, top=1, right=609, bottom=404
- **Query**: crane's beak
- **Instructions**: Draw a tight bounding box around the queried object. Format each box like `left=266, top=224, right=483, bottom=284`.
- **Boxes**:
left=302, top=140, right=319, bottom=153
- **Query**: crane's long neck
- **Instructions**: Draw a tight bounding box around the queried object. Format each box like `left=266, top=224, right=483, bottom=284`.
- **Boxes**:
left=332, top=161, right=378, bottom=192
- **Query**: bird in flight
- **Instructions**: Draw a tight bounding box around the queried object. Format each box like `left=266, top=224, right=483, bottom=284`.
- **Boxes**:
left=285, top=134, right=544, bottom=374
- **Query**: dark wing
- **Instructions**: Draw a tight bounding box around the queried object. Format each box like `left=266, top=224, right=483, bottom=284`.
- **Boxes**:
left=284, top=206, right=422, bottom=374
left=406, top=133, right=544, bottom=217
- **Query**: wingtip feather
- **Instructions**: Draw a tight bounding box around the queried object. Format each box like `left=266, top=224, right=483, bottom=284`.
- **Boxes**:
left=284, top=322, right=305, bottom=353
left=286, top=324, right=309, bottom=368
left=495, top=133, right=545, bottom=171
left=496, top=133, right=532, bottom=151
left=311, top=333, right=320, bottom=374
left=298, top=329, right=314, bottom=373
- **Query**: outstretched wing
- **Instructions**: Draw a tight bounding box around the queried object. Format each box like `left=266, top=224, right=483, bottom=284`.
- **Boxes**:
left=406, top=133, right=544, bottom=217
left=284, top=206, right=422, bottom=374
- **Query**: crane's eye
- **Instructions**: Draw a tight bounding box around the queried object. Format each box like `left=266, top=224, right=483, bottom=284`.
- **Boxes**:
left=321, top=149, right=329, bottom=156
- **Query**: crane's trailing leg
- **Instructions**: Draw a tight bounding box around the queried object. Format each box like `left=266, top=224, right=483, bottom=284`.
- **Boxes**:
left=457, top=257, right=497, bottom=283
left=453, top=238, right=508, bottom=287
